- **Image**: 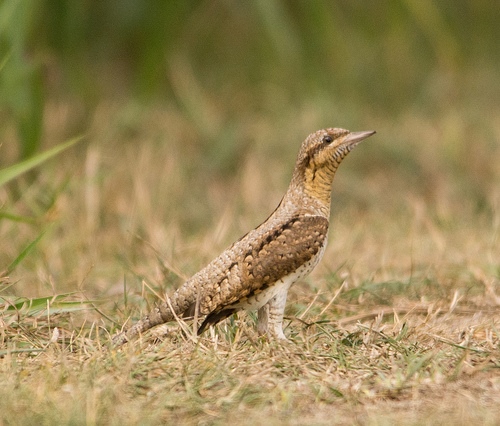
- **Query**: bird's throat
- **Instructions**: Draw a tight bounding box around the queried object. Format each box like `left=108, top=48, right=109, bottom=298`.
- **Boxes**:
left=303, top=163, right=338, bottom=212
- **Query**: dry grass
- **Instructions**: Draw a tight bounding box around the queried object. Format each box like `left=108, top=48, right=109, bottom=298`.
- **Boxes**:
left=1, top=101, right=499, bottom=425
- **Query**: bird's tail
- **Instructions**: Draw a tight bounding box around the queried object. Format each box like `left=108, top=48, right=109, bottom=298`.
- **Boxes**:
left=112, top=302, right=177, bottom=347
left=112, top=273, right=210, bottom=347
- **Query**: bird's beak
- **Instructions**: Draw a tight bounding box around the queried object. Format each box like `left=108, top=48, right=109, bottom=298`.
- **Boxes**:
left=344, top=130, right=376, bottom=147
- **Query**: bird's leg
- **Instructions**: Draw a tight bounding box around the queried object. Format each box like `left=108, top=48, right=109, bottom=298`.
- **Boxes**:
left=257, top=287, right=289, bottom=340
left=257, top=304, right=269, bottom=336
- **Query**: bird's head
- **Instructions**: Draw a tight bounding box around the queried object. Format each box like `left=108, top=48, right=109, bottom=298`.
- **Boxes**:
left=296, top=128, right=375, bottom=172
left=291, top=127, right=375, bottom=210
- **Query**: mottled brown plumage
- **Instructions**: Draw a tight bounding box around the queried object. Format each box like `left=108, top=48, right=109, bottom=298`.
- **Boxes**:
left=113, top=127, right=375, bottom=346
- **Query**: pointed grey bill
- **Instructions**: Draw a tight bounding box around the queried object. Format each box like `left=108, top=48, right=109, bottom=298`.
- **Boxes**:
left=344, top=130, right=376, bottom=148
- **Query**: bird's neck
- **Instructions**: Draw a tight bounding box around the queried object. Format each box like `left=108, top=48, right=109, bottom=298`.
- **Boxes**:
left=285, top=163, right=339, bottom=217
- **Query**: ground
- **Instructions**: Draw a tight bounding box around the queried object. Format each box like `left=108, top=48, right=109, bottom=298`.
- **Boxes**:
left=1, top=103, right=499, bottom=425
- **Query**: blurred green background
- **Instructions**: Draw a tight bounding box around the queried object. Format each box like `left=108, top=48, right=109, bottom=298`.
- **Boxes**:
left=1, top=0, right=499, bottom=157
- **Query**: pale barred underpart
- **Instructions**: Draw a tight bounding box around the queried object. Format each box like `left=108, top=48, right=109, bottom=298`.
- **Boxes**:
left=112, top=127, right=375, bottom=346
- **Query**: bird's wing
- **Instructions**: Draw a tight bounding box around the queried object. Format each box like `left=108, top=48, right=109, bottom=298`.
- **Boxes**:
left=198, top=215, right=329, bottom=332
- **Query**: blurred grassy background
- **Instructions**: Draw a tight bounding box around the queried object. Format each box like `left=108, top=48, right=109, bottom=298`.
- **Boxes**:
left=2, top=1, right=499, bottom=153
left=1, top=3, right=499, bottom=423
left=0, top=1, right=498, bottom=299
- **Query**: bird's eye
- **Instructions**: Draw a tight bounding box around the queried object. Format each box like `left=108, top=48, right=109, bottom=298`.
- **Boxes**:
left=322, top=135, right=333, bottom=144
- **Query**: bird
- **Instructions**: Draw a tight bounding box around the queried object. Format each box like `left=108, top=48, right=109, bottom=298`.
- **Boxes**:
left=113, top=127, right=375, bottom=346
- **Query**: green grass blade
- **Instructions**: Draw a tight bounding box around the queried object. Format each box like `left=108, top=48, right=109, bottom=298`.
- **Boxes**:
left=0, top=211, right=38, bottom=224
left=0, top=51, right=12, bottom=73
left=0, top=135, right=83, bottom=188
left=4, top=230, right=45, bottom=275
left=0, top=293, right=99, bottom=316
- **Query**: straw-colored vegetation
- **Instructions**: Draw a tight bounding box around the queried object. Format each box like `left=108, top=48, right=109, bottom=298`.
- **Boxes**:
left=1, top=2, right=499, bottom=425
